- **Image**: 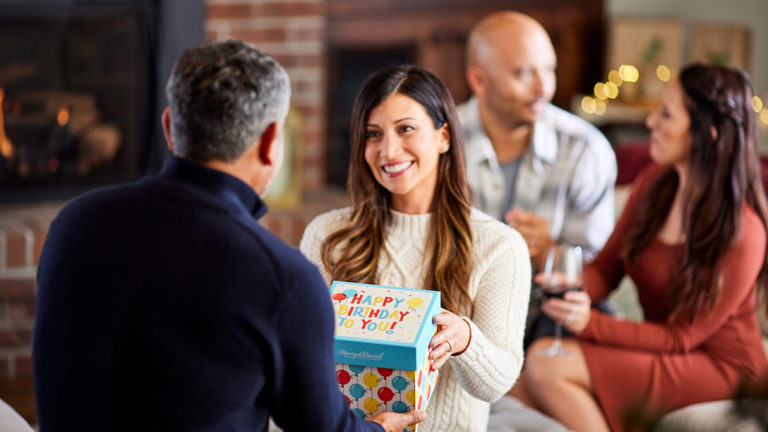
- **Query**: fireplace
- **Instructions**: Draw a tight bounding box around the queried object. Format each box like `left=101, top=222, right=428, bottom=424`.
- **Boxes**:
left=0, top=0, right=204, bottom=202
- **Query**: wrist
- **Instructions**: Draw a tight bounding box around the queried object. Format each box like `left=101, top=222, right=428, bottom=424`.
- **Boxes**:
left=452, top=317, right=472, bottom=356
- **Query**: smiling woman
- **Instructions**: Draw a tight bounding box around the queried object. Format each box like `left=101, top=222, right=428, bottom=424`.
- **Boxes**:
left=299, top=65, right=532, bottom=432
left=363, top=93, right=450, bottom=214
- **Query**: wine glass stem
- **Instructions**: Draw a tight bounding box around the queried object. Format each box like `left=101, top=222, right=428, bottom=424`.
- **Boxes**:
left=553, top=322, right=563, bottom=349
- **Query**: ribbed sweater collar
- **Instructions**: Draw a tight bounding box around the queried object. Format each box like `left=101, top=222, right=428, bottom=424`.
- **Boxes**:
left=387, top=209, right=431, bottom=241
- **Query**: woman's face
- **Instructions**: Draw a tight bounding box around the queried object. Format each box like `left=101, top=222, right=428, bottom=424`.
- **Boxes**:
left=645, top=80, right=692, bottom=167
left=363, top=93, right=450, bottom=214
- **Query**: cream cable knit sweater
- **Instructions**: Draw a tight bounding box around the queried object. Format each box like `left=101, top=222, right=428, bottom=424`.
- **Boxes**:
left=300, top=207, right=531, bottom=432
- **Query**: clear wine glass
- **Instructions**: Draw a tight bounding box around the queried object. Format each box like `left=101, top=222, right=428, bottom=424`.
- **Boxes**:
left=535, top=245, right=583, bottom=357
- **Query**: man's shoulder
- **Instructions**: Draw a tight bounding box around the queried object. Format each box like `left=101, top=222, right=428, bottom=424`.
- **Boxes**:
left=304, top=207, right=353, bottom=238
left=544, top=104, right=609, bottom=148
left=55, top=178, right=153, bottom=222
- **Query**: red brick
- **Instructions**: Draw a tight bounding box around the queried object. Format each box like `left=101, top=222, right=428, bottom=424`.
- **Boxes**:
left=0, top=330, right=32, bottom=348
left=261, top=2, right=323, bottom=17
left=0, top=280, right=36, bottom=300
left=13, top=354, right=32, bottom=379
left=294, top=28, right=324, bottom=41
left=0, top=356, right=8, bottom=380
left=32, top=230, right=46, bottom=266
left=6, top=232, right=27, bottom=268
left=206, top=4, right=253, bottom=19
left=231, top=28, right=288, bottom=44
left=8, top=301, right=35, bottom=323
left=272, top=54, right=323, bottom=68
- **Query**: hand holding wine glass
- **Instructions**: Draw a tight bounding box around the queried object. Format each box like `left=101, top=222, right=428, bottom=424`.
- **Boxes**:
left=535, top=245, right=585, bottom=357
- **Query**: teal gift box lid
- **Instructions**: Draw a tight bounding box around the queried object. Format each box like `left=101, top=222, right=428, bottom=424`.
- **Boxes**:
left=330, top=281, right=441, bottom=371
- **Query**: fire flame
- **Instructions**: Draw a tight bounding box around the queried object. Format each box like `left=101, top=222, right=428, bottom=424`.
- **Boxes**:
left=57, top=107, right=69, bottom=126
left=0, top=88, right=13, bottom=159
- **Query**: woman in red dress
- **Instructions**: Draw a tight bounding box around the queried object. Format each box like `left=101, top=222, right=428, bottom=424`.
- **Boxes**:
left=510, top=64, right=768, bottom=431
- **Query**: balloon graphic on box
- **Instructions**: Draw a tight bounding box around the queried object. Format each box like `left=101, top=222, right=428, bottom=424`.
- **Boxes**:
left=336, top=369, right=351, bottom=387
left=364, top=397, right=380, bottom=413
left=330, top=281, right=440, bottom=431
left=349, top=383, right=365, bottom=400
left=377, top=387, right=394, bottom=404
left=363, top=372, right=379, bottom=389
left=392, top=376, right=408, bottom=392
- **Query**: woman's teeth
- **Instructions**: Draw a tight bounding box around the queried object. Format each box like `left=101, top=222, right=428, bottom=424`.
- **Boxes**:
left=383, top=161, right=412, bottom=174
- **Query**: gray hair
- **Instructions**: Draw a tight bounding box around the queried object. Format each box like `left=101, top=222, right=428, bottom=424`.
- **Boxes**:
left=165, top=40, right=291, bottom=163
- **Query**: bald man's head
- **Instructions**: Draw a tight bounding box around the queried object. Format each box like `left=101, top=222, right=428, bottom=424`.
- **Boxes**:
left=465, top=11, right=557, bottom=127
left=467, top=11, right=552, bottom=69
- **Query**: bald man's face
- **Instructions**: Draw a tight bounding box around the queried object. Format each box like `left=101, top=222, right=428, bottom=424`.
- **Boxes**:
left=471, top=28, right=556, bottom=127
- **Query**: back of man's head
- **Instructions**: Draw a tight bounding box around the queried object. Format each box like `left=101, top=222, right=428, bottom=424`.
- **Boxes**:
left=165, top=40, right=290, bottom=163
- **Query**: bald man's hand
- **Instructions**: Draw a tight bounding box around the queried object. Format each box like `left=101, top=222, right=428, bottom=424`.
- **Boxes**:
left=505, top=207, right=554, bottom=270
left=370, top=410, right=427, bottom=432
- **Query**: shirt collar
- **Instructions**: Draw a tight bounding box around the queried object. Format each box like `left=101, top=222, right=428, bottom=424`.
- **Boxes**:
left=531, top=105, right=558, bottom=164
left=159, top=155, right=267, bottom=219
left=463, top=97, right=499, bottom=167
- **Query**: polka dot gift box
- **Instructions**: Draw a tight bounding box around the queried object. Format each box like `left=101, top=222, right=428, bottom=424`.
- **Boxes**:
left=331, top=281, right=440, bottom=431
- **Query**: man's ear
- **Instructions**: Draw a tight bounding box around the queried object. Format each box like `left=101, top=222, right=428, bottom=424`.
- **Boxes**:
left=161, top=107, right=174, bottom=153
left=257, top=122, right=278, bottom=166
left=466, top=66, right=486, bottom=97
left=710, top=125, right=718, bottom=142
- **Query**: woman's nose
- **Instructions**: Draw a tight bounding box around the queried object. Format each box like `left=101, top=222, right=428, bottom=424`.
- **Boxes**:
left=380, top=134, right=401, bottom=159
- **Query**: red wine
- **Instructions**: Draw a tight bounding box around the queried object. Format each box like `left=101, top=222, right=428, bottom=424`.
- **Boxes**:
left=541, top=284, right=583, bottom=300
left=536, top=272, right=583, bottom=300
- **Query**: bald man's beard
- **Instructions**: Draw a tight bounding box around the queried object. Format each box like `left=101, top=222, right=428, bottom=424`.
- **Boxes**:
left=484, top=100, right=537, bottom=131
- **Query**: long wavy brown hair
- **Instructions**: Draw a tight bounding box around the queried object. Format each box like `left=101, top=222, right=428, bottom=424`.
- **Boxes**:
left=622, top=64, right=768, bottom=323
left=320, top=65, right=474, bottom=315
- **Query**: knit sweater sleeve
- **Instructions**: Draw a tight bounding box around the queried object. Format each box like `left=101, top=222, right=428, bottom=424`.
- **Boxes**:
left=449, top=217, right=532, bottom=402
left=300, top=208, right=350, bottom=285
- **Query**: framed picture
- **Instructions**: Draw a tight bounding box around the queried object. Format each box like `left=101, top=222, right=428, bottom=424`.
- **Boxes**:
left=606, top=18, right=685, bottom=102
left=689, top=23, right=751, bottom=72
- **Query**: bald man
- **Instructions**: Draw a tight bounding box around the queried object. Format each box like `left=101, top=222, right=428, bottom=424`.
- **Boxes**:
left=458, top=11, right=616, bottom=272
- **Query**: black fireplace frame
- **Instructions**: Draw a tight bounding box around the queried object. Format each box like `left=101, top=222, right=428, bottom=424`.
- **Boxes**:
left=0, top=0, right=204, bottom=203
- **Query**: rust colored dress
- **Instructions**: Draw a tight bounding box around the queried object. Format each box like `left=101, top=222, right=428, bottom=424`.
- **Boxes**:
left=580, top=165, right=768, bottom=431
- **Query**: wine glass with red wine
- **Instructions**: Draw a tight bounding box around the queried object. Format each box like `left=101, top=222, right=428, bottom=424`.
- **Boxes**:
left=535, top=245, right=583, bottom=357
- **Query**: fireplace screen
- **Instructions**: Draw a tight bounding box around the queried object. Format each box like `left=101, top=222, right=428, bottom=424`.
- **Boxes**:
left=0, top=7, right=154, bottom=201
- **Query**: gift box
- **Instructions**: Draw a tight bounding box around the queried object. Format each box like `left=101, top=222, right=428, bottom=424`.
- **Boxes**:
left=330, top=281, right=441, bottom=431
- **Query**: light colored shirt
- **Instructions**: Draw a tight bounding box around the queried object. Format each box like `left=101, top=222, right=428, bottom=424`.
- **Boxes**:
left=300, top=207, right=531, bottom=432
left=457, top=97, right=617, bottom=259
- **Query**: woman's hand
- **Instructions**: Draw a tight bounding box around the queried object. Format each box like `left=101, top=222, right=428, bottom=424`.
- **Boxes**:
left=428, top=309, right=471, bottom=370
left=369, top=410, right=427, bottom=432
left=540, top=290, right=592, bottom=334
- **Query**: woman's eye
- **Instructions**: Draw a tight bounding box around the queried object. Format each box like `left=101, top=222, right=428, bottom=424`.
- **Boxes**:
left=365, top=130, right=380, bottom=139
left=398, top=125, right=415, bottom=133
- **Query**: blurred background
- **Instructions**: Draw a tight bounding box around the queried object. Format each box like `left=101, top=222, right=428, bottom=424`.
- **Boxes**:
left=0, top=0, right=766, bottom=426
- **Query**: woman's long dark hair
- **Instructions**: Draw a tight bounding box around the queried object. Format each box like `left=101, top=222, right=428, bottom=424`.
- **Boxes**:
left=622, top=63, right=768, bottom=323
left=320, top=65, right=474, bottom=315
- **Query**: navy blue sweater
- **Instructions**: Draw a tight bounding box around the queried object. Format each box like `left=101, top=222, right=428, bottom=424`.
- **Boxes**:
left=34, top=156, right=383, bottom=432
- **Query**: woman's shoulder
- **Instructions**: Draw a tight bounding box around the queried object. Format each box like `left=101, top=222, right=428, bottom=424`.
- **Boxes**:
left=740, top=203, right=767, bottom=248
left=301, top=207, right=353, bottom=244
left=469, top=208, right=528, bottom=253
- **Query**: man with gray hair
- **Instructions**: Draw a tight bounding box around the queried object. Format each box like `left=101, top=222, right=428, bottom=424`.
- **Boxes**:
left=33, top=40, right=424, bottom=432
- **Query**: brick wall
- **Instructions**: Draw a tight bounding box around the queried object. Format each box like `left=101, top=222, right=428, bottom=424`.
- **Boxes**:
left=206, top=0, right=327, bottom=193
left=0, top=205, right=60, bottom=382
